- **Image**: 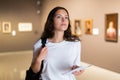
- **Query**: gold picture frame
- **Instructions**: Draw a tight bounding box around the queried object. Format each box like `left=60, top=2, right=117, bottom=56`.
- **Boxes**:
left=2, top=22, right=11, bottom=33
left=85, top=19, right=93, bottom=35
left=105, top=13, right=118, bottom=42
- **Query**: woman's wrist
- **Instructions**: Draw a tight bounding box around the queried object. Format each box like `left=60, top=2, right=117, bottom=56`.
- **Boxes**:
left=31, top=59, right=42, bottom=73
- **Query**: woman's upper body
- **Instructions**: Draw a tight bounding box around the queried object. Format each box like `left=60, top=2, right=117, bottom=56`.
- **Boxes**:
left=31, top=6, right=84, bottom=80
left=33, top=39, right=81, bottom=80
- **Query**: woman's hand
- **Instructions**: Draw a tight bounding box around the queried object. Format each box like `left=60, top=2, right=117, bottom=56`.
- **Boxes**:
left=72, top=65, right=84, bottom=76
left=37, top=47, right=48, bottom=61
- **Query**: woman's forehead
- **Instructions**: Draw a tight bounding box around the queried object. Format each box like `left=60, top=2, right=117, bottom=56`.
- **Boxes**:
left=55, top=9, right=68, bottom=16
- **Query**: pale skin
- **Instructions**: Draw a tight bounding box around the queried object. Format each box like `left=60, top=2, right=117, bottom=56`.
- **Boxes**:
left=31, top=9, right=84, bottom=76
left=106, top=21, right=116, bottom=38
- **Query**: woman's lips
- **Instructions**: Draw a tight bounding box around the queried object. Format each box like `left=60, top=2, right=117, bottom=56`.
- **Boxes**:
left=61, top=24, right=67, bottom=26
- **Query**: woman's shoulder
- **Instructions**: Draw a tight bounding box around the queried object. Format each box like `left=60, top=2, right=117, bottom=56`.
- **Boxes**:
left=65, top=40, right=81, bottom=45
left=34, top=39, right=42, bottom=48
left=64, top=41, right=81, bottom=50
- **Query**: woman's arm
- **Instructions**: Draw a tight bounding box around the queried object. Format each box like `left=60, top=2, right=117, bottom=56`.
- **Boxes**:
left=72, top=41, right=84, bottom=76
left=31, top=47, right=48, bottom=73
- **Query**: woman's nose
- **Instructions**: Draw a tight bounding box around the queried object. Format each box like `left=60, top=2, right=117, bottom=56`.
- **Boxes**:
left=62, top=17, right=65, bottom=22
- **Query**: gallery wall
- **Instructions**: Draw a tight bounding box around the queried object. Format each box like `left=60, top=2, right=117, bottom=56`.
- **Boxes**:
left=0, top=0, right=43, bottom=52
left=40, top=0, right=120, bottom=73
left=0, top=0, right=120, bottom=73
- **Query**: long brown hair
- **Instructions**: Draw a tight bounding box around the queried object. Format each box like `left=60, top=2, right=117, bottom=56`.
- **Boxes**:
left=41, top=6, right=80, bottom=41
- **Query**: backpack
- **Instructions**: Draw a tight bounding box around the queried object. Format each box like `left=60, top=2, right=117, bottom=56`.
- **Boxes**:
left=25, top=38, right=47, bottom=80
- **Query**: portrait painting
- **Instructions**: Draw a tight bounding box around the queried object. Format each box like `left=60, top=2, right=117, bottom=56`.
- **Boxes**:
left=2, top=22, right=11, bottom=33
left=105, top=13, right=118, bottom=42
left=85, top=19, right=93, bottom=35
left=73, top=20, right=82, bottom=36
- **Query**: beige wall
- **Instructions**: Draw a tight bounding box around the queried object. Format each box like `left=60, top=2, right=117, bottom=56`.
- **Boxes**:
left=0, top=0, right=43, bottom=52
left=40, top=0, right=120, bottom=73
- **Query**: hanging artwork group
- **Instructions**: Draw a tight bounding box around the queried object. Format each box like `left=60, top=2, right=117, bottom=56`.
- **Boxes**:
left=72, top=13, right=118, bottom=42
left=72, top=19, right=93, bottom=36
left=0, top=21, right=33, bottom=36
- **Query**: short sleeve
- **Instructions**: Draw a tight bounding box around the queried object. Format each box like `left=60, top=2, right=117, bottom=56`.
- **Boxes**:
left=32, top=39, right=42, bottom=62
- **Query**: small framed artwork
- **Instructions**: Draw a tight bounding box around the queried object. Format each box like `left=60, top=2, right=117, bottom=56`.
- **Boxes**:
left=2, top=22, right=11, bottom=33
left=73, top=20, right=82, bottom=36
left=105, top=13, right=118, bottom=42
left=84, top=19, right=93, bottom=35
left=18, top=22, right=32, bottom=32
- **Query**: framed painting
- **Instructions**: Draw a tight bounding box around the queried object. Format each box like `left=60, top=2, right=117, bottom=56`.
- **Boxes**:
left=105, top=13, right=118, bottom=42
left=84, top=19, right=93, bottom=35
left=2, top=22, right=11, bottom=33
left=18, top=22, right=32, bottom=32
left=73, top=20, right=82, bottom=36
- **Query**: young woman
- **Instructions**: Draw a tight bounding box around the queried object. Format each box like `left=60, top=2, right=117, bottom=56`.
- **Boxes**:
left=29, top=6, right=84, bottom=80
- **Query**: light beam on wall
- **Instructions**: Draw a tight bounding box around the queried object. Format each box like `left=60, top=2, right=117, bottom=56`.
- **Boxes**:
left=93, top=28, right=99, bottom=35
left=12, top=30, right=16, bottom=36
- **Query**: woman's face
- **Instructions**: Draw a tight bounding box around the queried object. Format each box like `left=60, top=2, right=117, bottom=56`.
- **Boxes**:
left=53, top=9, right=69, bottom=32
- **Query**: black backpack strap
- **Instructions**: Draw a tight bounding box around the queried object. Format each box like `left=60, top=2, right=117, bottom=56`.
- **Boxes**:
left=25, top=38, right=47, bottom=80
left=41, top=38, right=47, bottom=48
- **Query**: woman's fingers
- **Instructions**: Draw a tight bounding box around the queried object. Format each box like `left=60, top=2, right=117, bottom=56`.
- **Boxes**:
left=72, top=70, right=84, bottom=76
left=72, top=65, right=84, bottom=76
left=37, top=47, right=48, bottom=61
left=72, top=65, right=79, bottom=70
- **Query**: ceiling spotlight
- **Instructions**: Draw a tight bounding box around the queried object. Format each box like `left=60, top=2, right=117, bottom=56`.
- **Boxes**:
left=37, top=10, right=40, bottom=14
left=37, top=0, right=40, bottom=5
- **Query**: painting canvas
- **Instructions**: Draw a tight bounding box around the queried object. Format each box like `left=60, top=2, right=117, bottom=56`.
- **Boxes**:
left=2, top=22, right=11, bottom=33
left=105, top=13, right=118, bottom=42
left=85, top=19, right=93, bottom=34
left=73, top=20, right=82, bottom=36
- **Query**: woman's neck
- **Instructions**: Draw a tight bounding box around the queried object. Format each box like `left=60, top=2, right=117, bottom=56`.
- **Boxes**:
left=49, top=31, right=64, bottom=43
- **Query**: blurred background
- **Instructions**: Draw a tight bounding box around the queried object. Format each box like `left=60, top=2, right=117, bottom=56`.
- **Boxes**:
left=0, top=0, right=120, bottom=80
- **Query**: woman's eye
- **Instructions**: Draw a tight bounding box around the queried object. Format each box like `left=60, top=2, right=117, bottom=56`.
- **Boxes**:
left=55, top=15, right=69, bottom=20
left=56, top=15, right=62, bottom=19
left=65, top=16, right=68, bottom=19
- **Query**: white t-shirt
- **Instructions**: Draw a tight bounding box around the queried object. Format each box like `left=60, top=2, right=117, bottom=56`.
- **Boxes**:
left=33, top=39, right=81, bottom=80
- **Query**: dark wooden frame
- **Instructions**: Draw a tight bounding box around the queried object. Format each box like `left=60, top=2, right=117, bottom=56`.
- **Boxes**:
left=105, top=13, right=118, bottom=42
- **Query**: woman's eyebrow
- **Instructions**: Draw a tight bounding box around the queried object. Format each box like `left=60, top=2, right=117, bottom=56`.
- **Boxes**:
left=55, top=14, right=68, bottom=16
